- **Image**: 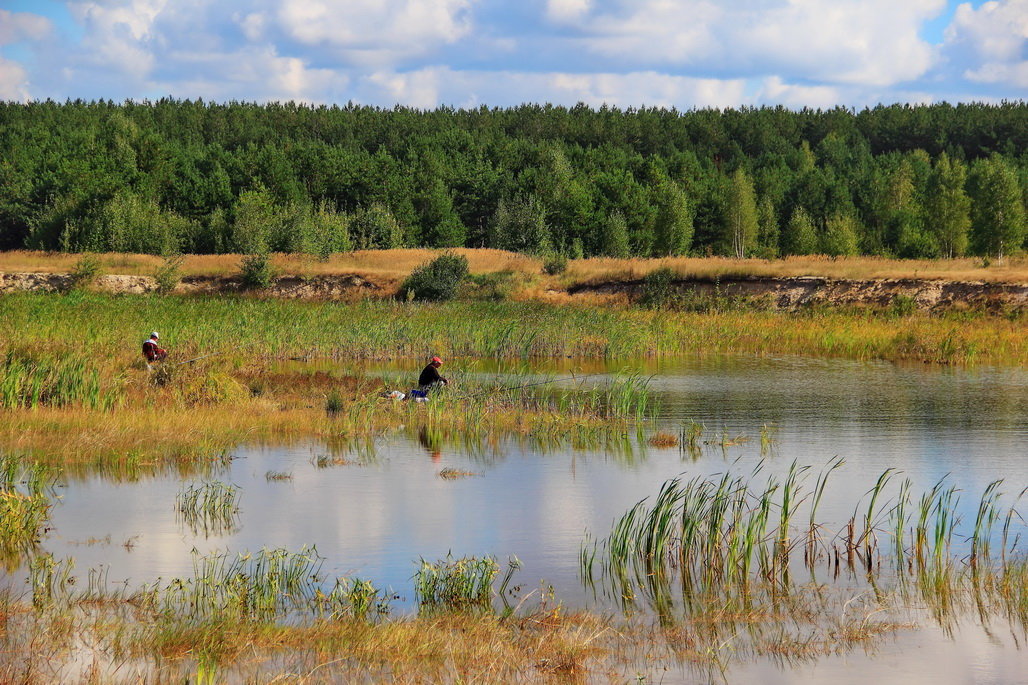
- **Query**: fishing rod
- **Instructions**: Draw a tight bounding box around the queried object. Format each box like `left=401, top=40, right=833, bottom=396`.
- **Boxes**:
left=175, top=352, right=221, bottom=367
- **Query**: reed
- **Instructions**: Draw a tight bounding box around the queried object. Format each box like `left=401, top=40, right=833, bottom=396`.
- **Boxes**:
left=175, top=481, right=240, bottom=537
left=585, top=464, right=1028, bottom=619
left=414, top=555, right=501, bottom=611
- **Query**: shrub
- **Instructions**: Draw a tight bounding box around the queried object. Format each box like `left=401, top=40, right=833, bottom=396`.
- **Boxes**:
left=325, top=390, right=343, bottom=415
left=401, top=253, right=469, bottom=302
left=239, top=253, right=277, bottom=290
left=889, top=294, right=918, bottom=318
left=542, top=253, right=568, bottom=276
left=639, top=267, right=677, bottom=309
left=152, top=254, right=184, bottom=294
left=68, top=254, right=103, bottom=290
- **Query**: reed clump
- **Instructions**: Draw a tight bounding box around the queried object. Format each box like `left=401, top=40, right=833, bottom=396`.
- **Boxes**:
left=175, top=481, right=240, bottom=537
left=583, top=462, right=1028, bottom=624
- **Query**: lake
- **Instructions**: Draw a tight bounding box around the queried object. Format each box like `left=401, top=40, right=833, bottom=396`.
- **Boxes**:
left=17, top=354, right=1028, bottom=680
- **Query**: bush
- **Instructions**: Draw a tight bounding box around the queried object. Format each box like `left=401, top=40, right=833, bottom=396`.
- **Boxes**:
left=639, top=267, right=677, bottom=309
left=152, top=254, right=184, bottom=294
left=401, top=253, right=469, bottom=302
left=68, top=253, right=103, bottom=290
left=239, top=253, right=277, bottom=290
left=542, top=254, right=568, bottom=275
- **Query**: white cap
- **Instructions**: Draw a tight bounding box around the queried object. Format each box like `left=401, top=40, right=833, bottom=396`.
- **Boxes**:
left=150, top=331, right=159, bottom=339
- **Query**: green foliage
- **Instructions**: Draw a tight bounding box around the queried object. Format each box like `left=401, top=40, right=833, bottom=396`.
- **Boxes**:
left=401, top=252, right=470, bottom=302
left=464, top=271, right=523, bottom=301
left=640, top=267, right=678, bottom=309
left=0, top=350, right=118, bottom=410
left=601, top=211, right=631, bottom=258
left=489, top=195, right=551, bottom=254
left=414, top=554, right=499, bottom=610
left=970, top=155, right=1026, bottom=259
left=542, top=253, right=568, bottom=275
left=725, top=168, right=759, bottom=258
left=152, top=254, right=184, bottom=294
left=782, top=207, right=819, bottom=255
left=239, top=253, right=277, bottom=290
left=821, top=214, right=861, bottom=257
left=651, top=180, right=693, bottom=256
left=927, top=153, right=971, bottom=258
left=351, top=203, right=403, bottom=250
left=2, top=100, right=1028, bottom=259
left=232, top=187, right=277, bottom=254
left=325, top=389, right=344, bottom=415
left=68, top=253, right=103, bottom=289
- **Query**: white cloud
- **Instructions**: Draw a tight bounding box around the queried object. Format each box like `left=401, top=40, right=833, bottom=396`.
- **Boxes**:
left=0, top=56, right=31, bottom=101
left=947, top=0, right=1028, bottom=60
left=546, top=0, right=592, bottom=23
left=0, top=10, right=52, bottom=45
left=276, top=0, right=475, bottom=65
left=153, top=48, right=351, bottom=103
left=575, top=0, right=944, bottom=86
left=238, top=12, right=267, bottom=42
left=353, top=67, right=750, bottom=109
left=943, top=0, right=1028, bottom=89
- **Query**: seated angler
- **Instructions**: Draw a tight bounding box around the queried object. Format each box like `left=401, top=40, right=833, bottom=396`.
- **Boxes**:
left=415, top=356, right=448, bottom=396
left=142, top=331, right=168, bottom=364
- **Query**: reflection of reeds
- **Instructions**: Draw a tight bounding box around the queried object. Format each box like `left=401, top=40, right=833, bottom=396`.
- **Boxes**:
left=0, top=457, right=57, bottom=567
left=175, top=481, right=240, bottom=537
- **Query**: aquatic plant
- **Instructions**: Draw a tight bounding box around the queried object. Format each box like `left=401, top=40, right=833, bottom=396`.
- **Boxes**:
left=175, top=481, right=240, bottom=537
left=584, top=464, right=1028, bottom=617
left=414, top=554, right=522, bottom=612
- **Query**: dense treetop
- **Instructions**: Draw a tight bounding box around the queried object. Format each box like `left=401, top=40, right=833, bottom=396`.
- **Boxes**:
left=0, top=99, right=1025, bottom=259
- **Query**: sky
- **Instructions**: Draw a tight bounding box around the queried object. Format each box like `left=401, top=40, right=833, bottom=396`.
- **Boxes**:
left=0, top=0, right=1025, bottom=109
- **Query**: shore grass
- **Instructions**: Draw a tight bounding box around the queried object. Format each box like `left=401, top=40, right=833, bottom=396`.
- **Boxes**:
left=1, top=292, right=1023, bottom=365
left=0, top=290, right=1023, bottom=466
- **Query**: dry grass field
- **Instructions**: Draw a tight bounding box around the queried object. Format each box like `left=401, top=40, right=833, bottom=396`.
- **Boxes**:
left=1, top=249, right=1026, bottom=289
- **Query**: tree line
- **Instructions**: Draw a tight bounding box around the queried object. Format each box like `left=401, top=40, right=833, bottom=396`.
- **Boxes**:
left=0, top=99, right=1025, bottom=259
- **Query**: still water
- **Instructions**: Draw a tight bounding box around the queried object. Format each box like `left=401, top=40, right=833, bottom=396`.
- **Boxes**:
left=29, top=355, right=1028, bottom=680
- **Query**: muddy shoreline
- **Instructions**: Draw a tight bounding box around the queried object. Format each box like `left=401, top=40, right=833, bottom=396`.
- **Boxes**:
left=2, top=270, right=1026, bottom=311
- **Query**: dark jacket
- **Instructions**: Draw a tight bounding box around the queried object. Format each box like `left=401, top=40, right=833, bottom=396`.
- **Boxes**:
left=418, top=364, right=446, bottom=388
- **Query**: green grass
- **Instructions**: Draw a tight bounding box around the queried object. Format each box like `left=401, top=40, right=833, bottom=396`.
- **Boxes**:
left=1, top=292, right=1024, bottom=366
left=175, top=481, right=240, bottom=537
left=584, top=464, right=1028, bottom=615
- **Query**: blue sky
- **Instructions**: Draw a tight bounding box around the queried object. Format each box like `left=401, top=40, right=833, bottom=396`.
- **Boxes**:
left=0, top=0, right=1023, bottom=108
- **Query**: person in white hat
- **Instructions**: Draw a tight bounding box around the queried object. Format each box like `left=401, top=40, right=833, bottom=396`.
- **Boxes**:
left=142, top=331, right=168, bottom=363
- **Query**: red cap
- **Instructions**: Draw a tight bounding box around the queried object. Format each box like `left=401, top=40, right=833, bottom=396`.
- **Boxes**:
left=431, top=356, right=442, bottom=364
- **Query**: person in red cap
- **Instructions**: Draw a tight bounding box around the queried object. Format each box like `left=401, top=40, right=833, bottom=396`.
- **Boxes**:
left=417, top=355, right=448, bottom=392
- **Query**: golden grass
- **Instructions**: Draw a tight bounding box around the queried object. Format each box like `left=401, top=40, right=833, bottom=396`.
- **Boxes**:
left=2, top=250, right=1025, bottom=290
left=564, top=254, right=1028, bottom=284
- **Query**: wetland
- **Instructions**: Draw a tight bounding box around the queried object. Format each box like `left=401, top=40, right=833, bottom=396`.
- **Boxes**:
left=0, top=290, right=1027, bottom=683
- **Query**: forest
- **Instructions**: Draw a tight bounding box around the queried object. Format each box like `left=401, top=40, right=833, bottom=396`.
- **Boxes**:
left=0, top=99, right=1025, bottom=260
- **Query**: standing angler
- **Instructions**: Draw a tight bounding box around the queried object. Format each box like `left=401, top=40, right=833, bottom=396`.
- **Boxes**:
left=142, top=331, right=168, bottom=364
